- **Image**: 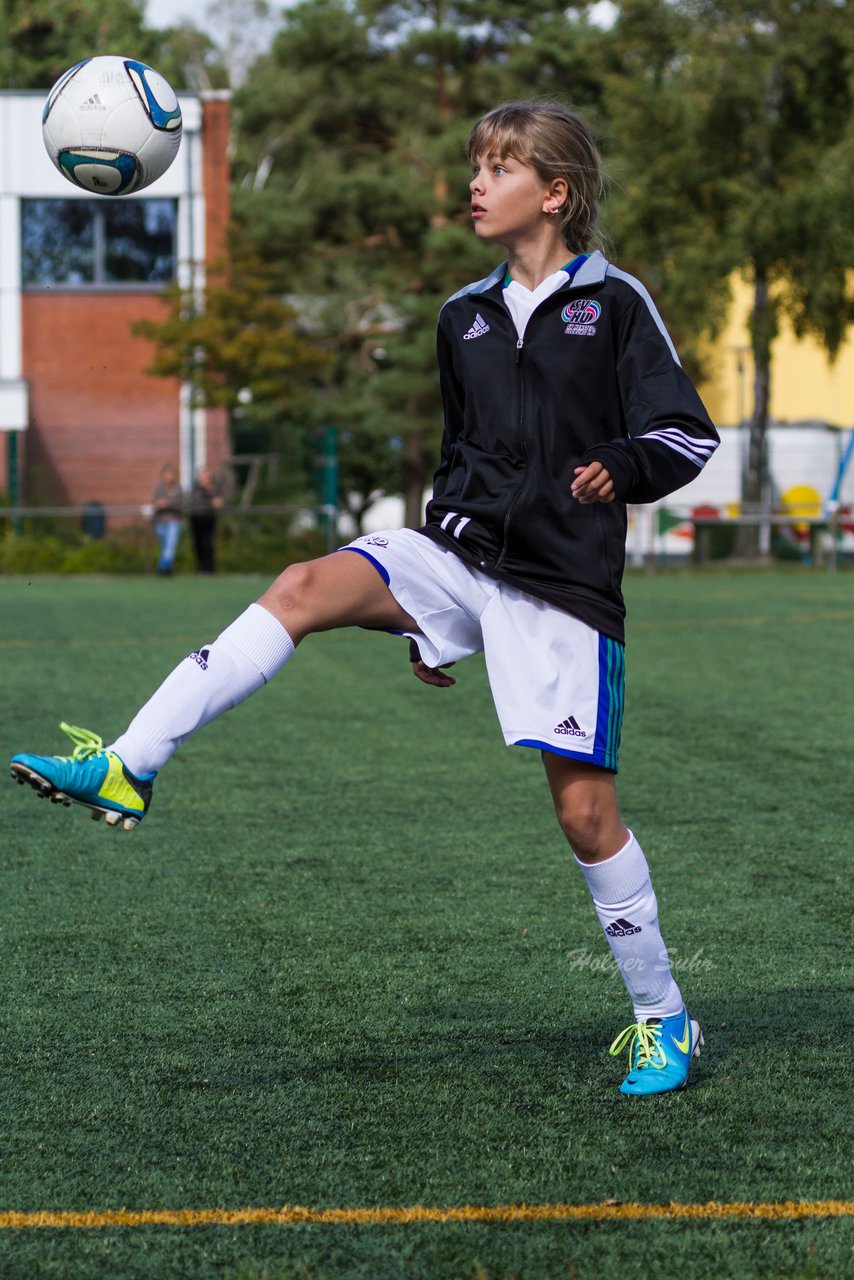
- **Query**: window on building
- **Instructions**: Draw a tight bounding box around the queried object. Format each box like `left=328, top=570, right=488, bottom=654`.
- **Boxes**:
left=21, top=198, right=177, bottom=288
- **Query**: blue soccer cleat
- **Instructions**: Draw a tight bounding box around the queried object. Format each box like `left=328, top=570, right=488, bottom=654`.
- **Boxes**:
left=609, top=1006, right=703, bottom=1096
left=10, top=723, right=155, bottom=831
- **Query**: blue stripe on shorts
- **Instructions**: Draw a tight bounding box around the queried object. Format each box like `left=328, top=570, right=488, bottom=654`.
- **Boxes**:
left=339, top=545, right=390, bottom=585
left=337, top=546, right=408, bottom=636
left=515, top=634, right=625, bottom=772
left=592, top=634, right=625, bottom=771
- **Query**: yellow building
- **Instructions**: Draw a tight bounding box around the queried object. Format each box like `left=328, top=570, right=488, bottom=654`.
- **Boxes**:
left=636, top=275, right=854, bottom=555
left=701, top=275, right=854, bottom=431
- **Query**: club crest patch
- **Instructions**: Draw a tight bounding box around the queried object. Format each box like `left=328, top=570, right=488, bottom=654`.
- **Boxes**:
left=562, top=298, right=601, bottom=336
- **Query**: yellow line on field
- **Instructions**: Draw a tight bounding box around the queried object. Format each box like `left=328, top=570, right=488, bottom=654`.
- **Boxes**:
left=0, top=1201, right=852, bottom=1230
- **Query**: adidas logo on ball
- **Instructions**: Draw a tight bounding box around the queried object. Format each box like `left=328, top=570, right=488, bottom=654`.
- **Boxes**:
left=43, top=54, right=182, bottom=196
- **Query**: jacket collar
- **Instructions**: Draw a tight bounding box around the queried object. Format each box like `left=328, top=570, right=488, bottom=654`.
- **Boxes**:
left=568, top=250, right=609, bottom=288
left=441, top=250, right=610, bottom=311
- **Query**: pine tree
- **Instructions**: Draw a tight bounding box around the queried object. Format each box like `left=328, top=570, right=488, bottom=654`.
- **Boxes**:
left=0, top=0, right=157, bottom=88
left=230, top=0, right=601, bottom=524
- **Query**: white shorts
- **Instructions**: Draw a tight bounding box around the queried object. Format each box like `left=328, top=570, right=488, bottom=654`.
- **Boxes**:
left=341, top=528, right=625, bottom=770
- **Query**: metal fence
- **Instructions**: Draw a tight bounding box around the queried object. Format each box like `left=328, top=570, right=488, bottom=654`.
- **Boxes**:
left=1, top=502, right=849, bottom=572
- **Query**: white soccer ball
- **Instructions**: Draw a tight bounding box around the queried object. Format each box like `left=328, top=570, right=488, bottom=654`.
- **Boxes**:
left=42, top=55, right=182, bottom=196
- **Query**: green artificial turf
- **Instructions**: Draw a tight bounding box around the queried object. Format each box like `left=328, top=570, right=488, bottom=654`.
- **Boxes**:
left=1, top=569, right=852, bottom=1279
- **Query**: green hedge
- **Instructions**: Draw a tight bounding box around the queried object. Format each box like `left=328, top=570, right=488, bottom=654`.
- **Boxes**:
left=0, top=518, right=327, bottom=576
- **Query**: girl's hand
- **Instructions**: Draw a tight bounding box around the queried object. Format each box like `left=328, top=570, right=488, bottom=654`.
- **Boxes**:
left=571, top=461, right=615, bottom=504
left=412, top=660, right=456, bottom=688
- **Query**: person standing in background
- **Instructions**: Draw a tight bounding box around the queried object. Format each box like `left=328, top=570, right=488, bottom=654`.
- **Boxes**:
left=188, top=466, right=224, bottom=575
left=151, top=464, right=183, bottom=576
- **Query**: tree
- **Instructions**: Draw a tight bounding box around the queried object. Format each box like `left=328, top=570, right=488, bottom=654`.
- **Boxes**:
left=202, top=0, right=280, bottom=87
left=0, top=0, right=233, bottom=98
left=0, top=0, right=157, bottom=89
left=230, top=0, right=603, bottom=525
left=602, top=0, right=854, bottom=553
left=150, top=21, right=230, bottom=94
left=133, top=241, right=330, bottom=500
left=337, top=428, right=405, bottom=534
left=598, top=0, right=735, bottom=376
left=153, top=0, right=279, bottom=92
left=690, top=0, right=854, bottom=553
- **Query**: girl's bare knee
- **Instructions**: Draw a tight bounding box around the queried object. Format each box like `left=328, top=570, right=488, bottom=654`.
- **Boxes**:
left=554, top=795, right=603, bottom=857
left=546, top=767, right=627, bottom=861
left=545, top=747, right=624, bottom=860
left=262, top=560, right=314, bottom=608
left=256, top=549, right=414, bottom=641
left=257, top=560, right=320, bottom=636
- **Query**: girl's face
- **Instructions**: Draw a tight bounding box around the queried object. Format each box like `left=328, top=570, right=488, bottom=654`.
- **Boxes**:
left=469, top=150, right=563, bottom=249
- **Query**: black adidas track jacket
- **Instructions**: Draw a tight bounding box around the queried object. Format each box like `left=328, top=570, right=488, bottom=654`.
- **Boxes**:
left=420, top=251, right=719, bottom=642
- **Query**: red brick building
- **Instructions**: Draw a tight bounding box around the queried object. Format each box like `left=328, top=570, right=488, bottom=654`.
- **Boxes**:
left=0, top=89, right=231, bottom=520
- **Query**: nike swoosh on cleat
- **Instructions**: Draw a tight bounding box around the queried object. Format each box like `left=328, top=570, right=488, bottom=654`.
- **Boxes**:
left=674, top=1013, right=691, bottom=1054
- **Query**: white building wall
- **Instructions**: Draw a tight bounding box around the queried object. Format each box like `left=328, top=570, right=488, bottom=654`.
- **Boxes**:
left=0, top=91, right=204, bottom=472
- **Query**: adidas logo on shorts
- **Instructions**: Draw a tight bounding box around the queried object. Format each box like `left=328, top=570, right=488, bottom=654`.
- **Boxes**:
left=554, top=715, right=585, bottom=737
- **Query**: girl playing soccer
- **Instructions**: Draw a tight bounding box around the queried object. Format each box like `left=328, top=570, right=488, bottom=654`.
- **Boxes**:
left=11, top=101, right=719, bottom=1096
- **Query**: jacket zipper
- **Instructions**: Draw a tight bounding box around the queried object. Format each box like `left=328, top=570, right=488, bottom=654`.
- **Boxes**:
left=494, top=335, right=532, bottom=570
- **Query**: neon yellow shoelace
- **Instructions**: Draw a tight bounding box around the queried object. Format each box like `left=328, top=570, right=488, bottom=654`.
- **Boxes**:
left=608, top=1021, right=665, bottom=1071
left=57, top=722, right=106, bottom=762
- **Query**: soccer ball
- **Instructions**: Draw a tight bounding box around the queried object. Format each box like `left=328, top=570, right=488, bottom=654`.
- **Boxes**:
left=42, top=55, right=182, bottom=196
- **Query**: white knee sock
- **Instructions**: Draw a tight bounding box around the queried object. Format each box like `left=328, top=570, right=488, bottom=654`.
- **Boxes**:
left=109, top=603, right=295, bottom=776
left=576, top=831, right=684, bottom=1021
